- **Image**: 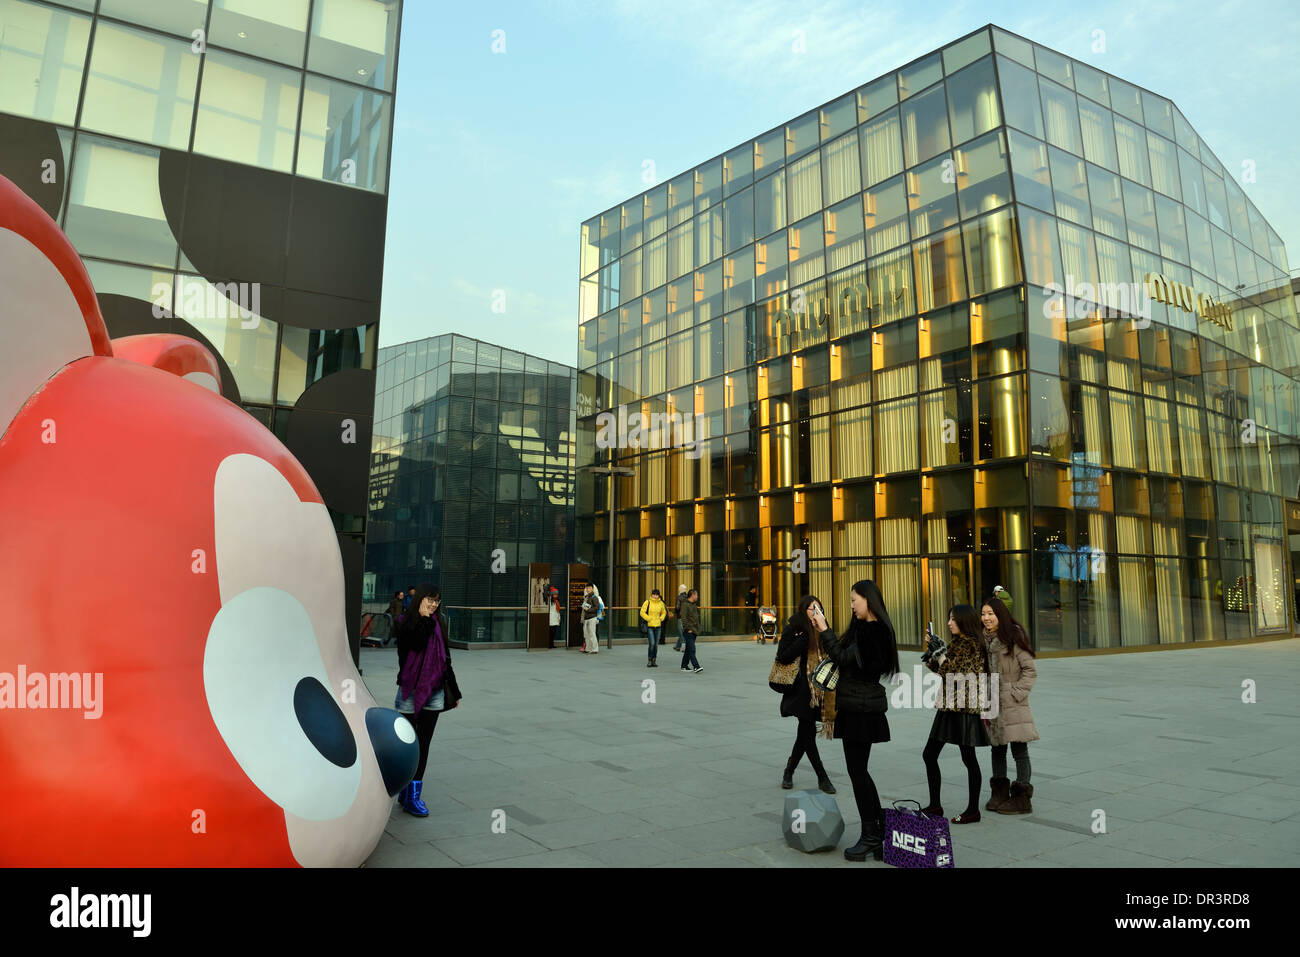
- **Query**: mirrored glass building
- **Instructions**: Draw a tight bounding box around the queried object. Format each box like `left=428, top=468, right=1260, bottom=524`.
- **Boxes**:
left=366, top=334, right=577, bottom=644
left=575, top=25, right=1299, bottom=651
left=0, top=0, right=402, bottom=659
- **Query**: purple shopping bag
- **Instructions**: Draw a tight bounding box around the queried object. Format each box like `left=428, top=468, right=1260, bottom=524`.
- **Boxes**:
left=883, top=800, right=955, bottom=868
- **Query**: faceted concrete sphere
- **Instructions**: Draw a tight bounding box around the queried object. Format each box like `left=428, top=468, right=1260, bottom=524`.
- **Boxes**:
left=782, top=789, right=845, bottom=852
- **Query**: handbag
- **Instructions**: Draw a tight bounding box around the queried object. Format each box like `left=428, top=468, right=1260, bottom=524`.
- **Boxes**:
left=883, top=800, right=955, bottom=869
left=809, top=656, right=839, bottom=691
left=768, top=656, right=799, bottom=693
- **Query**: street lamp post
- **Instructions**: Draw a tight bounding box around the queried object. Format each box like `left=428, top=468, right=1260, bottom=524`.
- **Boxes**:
left=584, top=460, right=634, bottom=650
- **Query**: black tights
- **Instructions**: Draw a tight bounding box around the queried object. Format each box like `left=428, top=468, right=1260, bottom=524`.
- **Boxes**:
left=787, top=717, right=826, bottom=777
left=922, top=738, right=981, bottom=816
left=842, top=740, right=882, bottom=833
left=404, top=709, right=440, bottom=780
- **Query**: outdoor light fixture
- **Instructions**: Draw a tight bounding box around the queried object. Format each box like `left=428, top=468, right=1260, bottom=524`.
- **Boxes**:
left=237, top=31, right=247, bottom=38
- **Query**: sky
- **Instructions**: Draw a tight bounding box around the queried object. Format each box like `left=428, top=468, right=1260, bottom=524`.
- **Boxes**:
left=378, top=0, right=1300, bottom=365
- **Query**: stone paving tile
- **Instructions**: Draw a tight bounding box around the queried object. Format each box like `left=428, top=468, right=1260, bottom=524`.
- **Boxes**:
left=510, top=811, right=654, bottom=851
left=433, top=831, right=550, bottom=866
left=364, top=839, right=460, bottom=868
left=359, top=639, right=1300, bottom=867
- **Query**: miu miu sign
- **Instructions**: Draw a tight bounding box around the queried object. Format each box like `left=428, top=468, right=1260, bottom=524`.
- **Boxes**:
left=1144, top=273, right=1234, bottom=331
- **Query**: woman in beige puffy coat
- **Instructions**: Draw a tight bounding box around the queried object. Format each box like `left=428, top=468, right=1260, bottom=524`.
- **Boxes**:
left=980, top=595, right=1038, bottom=814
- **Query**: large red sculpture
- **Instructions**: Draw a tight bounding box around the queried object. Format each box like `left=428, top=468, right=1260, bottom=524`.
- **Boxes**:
left=0, top=174, right=415, bottom=866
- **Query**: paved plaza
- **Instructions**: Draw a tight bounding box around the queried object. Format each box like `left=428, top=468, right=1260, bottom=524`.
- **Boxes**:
left=362, top=638, right=1300, bottom=868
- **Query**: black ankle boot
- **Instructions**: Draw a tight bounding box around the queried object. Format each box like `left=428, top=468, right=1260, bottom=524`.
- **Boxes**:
left=844, top=815, right=884, bottom=862
left=781, top=761, right=796, bottom=789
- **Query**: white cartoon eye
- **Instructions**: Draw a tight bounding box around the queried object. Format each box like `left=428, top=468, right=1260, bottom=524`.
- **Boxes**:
left=204, top=586, right=360, bottom=820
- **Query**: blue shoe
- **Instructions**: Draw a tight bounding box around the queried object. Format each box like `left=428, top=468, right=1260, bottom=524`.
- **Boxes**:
left=405, top=780, right=429, bottom=817
left=396, top=783, right=410, bottom=809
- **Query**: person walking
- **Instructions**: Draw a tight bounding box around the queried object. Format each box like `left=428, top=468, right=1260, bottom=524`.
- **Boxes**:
left=387, top=590, right=404, bottom=622
left=394, top=584, right=462, bottom=817
left=547, top=586, right=562, bottom=647
left=774, top=595, right=837, bottom=796
left=745, top=586, right=760, bottom=641
left=921, top=604, right=992, bottom=825
left=672, top=583, right=688, bottom=652
left=818, top=580, right=899, bottom=862
left=639, top=588, right=668, bottom=667
left=678, top=588, right=703, bottom=673
left=980, top=595, right=1038, bottom=814
left=580, top=583, right=603, bottom=654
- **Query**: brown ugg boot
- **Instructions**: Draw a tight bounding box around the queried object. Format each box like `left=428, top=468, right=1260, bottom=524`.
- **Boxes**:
left=985, top=776, right=1011, bottom=811
left=998, top=781, right=1033, bottom=814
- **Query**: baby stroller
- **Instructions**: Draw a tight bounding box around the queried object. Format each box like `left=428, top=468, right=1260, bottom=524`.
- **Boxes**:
left=757, top=606, right=778, bottom=645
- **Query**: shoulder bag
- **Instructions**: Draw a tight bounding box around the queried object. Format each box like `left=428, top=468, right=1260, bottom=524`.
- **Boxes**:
left=768, top=653, right=799, bottom=693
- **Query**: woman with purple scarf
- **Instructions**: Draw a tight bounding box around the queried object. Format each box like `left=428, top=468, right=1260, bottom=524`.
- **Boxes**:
left=394, top=584, right=461, bottom=817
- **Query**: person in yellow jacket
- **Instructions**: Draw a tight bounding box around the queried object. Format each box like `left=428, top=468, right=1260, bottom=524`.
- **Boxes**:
left=640, top=588, right=668, bottom=668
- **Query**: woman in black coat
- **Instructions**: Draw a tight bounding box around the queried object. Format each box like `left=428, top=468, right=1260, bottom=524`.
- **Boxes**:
left=775, top=595, right=836, bottom=795
left=816, top=579, right=900, bottom=862
left=394, top=584, right=461, bottom=817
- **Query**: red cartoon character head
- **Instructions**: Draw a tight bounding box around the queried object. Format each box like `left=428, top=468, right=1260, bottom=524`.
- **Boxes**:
left=0, top=173, right=415, bottom=866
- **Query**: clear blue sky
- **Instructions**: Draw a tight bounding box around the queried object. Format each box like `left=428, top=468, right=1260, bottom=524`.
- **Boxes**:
left=378, top=0, right=1300, bottom=365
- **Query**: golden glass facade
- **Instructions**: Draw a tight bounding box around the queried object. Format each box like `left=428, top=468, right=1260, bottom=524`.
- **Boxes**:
left=575, top=25, right=1298, bottom=650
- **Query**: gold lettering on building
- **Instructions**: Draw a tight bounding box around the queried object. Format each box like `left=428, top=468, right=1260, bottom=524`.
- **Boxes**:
left=1143, top=272, right=1234, bottom=331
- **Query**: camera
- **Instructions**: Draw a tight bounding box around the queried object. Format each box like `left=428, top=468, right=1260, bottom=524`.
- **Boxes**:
left=921, top=621, right=947, bottom=663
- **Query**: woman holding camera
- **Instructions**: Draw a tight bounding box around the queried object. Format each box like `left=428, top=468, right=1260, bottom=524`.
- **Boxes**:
left=817, top=580, right=900, bottom=862
left=921, top=604, right=991, bottom=825
left=775, top=595, right=836, bottom=795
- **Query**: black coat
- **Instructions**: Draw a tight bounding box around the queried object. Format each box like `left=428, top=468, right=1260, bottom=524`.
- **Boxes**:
left=819, top=618, right=892, bottom=742
left=775, top=622, right=820, bottom=721
left=395, top=610, right=461, bottom=711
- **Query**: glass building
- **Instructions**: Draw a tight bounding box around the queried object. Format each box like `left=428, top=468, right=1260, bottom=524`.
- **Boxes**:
left=366, top=334, right=578, bottom=644
left=0, top=0, right=403, bottom=659
left=575, top=25, right=1299, bottom=651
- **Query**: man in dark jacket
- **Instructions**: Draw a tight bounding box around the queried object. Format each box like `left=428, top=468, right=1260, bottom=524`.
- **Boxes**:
left=678, top=589, right=703, bottom=673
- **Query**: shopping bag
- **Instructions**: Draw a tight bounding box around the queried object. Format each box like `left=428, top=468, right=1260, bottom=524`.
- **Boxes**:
left=883, top=799, right=955, bottom=868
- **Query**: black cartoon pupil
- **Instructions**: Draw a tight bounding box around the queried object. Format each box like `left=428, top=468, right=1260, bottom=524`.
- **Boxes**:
left=293, top=677, right=357, bottom=768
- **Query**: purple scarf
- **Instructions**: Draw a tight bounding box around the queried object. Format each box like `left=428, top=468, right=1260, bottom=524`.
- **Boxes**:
left=399, top=616, right=447, bottom=712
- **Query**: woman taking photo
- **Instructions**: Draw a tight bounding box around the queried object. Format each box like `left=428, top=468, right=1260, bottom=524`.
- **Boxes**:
left=921, top=604, right=991, bottom=825
left=818, top=580, right=899, bottom=862
left=980, top=595, right=1038, bottom=814
left=394, top=584, right=461, bottom=817
left=774, top=595, right=837, bottom=795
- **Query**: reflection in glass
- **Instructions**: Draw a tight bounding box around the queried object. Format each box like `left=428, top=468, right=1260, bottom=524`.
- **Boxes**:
left=1038, top=77, right=1081, bottom=155
left=308, top=0, right=399, bottom=91
left=1007, top=129, right=1052, bottom=212
left=962, top=207, right=1022, bottom=297
left=912, top=226, right=966, bottom=312
left=900, top=83, right=950, bottom=168
left=859, top=108, right=902, bottom=189
left=64, top=136, right=176, bottom=268
left=210, top=0, right=309, bottom=65
left=946, top=55, right=999, bottom=145
left=298, top=75, right=391, bottom=191
left=80, top=21, right=198, bottom=150
left=277, top=326, right=366, bottom=404
left=864, top=175, right=908, bottom=255
left=99, top=0, right=208, bottom=38
left=194, top=50, right=300, bottom=172
left=0, top=0, right=90, bottom=124
left=908, top=153, right=958, bottom=237
left=955, top=130, right=1011, bottom=218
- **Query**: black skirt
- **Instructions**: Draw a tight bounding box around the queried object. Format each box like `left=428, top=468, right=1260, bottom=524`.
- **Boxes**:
left=928, top=710, right=990, bottom=747
left=833, top=710, right=890, bottom=743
